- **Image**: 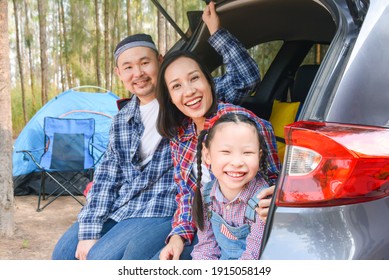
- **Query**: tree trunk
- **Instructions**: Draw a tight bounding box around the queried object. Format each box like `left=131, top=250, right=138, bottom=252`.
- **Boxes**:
left=174, top=0, right=179, bottom=43
left=94, top=0, right=101, bottom=87
left=104, top=0, right=109, bottom=89
left=157, top=0, right=167, bottom=55
left=12, top=0, right=28, bottom=125
left=166, top=0, right=176, bottom=50
left=56, top=0, right=65, bottom=92
left=315, top=44, right=321, bottom=64
left=110, top=1, right=119, bottom=90
left=126, top=0, right=131, bottom=35
left=37, top=0, right=48, bottom=105
left=59, top=0, right=72, bottom=89
left=0, top=0, right=15, bottom=237
left=133, top=0, right=140, bottom=33
left=23, top=0, right=36, bottom=112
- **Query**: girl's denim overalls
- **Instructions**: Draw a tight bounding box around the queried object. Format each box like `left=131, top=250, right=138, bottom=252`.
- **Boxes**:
left=202, top=180, right=260, bottom=260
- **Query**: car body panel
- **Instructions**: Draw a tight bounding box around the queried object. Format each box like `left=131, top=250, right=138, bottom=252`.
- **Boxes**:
left=261, top=197, right=389, bottom=259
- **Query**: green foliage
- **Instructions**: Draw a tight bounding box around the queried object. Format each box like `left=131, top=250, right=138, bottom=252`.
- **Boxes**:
left=10, top=0, right=328, bottom=139
left=12, top=86, right=38, bottom=137
left=249, top=41, right=283, bottom=78
left=11, top=80, right=64, bottom=137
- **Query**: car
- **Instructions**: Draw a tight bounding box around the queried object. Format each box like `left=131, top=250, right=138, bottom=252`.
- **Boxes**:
left=152, top=0, right=389, bottom=259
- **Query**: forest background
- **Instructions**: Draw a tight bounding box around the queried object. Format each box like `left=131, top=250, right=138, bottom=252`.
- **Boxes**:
left=8, top=0, right=324, bottom=138
left=0, top=0, right=327, bottom=246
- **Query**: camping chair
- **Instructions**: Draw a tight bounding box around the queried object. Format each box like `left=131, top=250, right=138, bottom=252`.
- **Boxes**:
left=17, top=117, right=102, bottom=211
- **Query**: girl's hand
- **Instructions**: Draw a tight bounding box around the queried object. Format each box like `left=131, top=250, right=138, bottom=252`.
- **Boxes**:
left=256, top=185, right=275, bottom=222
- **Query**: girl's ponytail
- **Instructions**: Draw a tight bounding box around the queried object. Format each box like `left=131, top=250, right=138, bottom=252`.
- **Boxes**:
left=192, top=130, right=208, bottom=231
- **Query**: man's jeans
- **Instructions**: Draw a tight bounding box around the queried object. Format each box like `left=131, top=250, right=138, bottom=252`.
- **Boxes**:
left=52, top=217, right=172, bottom=260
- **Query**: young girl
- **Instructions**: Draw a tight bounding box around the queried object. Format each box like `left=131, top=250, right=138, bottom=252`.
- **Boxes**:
left=191, top=113, right=270, bottom=260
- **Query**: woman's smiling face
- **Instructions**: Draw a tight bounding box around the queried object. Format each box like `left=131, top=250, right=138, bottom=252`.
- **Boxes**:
left=164, top=56, right=213, bottom=130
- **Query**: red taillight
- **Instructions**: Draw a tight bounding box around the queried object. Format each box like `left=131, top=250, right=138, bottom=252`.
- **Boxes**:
left=276, top=121, right=389, bottom=207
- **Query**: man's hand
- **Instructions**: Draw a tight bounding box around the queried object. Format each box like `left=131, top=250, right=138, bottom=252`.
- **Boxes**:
left=202, top=1, right=220, bottom=35
left=75, top=239, right=98, bottom=260
left=159, top=235, right=185, bottom=260
left=256, top=185, right=275, bottom=222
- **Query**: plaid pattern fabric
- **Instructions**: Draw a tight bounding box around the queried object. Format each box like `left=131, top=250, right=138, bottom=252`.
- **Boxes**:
left=77, top=28, right=261, bottom=241
left=210, top=29, right=260, bottom=104
left=169, top=102, right=281, bottom=244
left=191, top=176, right=268, bottom=260
left=77, top=97, right=176, bottom=240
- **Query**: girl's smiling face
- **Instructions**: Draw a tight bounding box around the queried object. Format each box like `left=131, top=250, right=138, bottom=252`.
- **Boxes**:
left=204, top=122, right=262, bottom=201
left=164, top=56, right=213, bottom=131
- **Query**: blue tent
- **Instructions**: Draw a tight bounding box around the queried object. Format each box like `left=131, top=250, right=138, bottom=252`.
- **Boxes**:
left=13, top=86, right=120, bottom=195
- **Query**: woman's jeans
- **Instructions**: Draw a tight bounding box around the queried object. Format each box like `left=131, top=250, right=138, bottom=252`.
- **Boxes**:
left=52, top=217, right=172, bottom=260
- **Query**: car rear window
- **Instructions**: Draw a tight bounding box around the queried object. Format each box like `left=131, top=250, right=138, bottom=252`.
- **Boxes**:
left=212, top=41, right=283, bottom=79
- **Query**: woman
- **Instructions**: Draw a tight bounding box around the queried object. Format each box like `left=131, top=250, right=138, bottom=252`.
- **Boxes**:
left=156, top=50, right=281, bottom=260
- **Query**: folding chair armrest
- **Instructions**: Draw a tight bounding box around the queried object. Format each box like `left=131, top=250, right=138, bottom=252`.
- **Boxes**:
left=16, top=149, right=43, bottom=167
left=16, top=147, right=45, bottom=153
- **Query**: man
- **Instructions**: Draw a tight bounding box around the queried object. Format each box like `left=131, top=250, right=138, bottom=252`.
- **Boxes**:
left=52, top=1, right=262, bottom=260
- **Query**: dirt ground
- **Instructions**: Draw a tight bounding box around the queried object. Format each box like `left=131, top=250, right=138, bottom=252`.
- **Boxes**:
left=0, top=195, right=85, bottom=260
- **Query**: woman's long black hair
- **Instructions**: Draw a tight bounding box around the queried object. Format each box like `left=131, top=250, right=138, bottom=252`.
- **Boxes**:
left=156, top=50, right=218, bottom=139
left=192, top=113, right=270, bottom=231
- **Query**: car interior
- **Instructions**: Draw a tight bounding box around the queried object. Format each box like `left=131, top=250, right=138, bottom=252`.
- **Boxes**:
left=190, top=0, right=334, bottom=104
left=174, top=0, right=337, bottom=161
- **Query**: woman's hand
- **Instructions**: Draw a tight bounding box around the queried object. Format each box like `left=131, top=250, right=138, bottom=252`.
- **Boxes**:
left=202, top=1, right=220, bottom=35
left=159, top=235, right=185, bottom=260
